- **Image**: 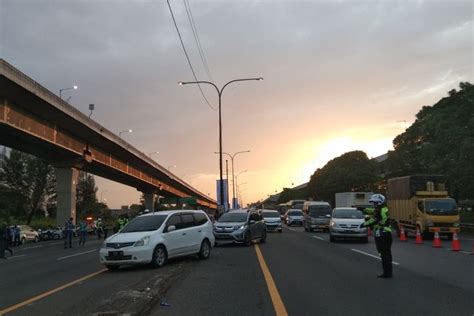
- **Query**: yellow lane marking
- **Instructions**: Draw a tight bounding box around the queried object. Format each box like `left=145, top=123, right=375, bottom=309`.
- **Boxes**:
left=254, top=244, right=288, bottom=316
left=0, top=269, right=107, bottom=315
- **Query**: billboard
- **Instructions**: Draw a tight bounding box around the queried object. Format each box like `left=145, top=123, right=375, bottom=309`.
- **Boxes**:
left=216, top=179, right=229, bottom=212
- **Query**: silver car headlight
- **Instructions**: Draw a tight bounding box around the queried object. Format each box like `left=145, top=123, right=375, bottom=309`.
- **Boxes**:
left=330, top=221, right=337, bottom=227
left=134, top=236, right=150, bottom=247
left=234, top=225, right=246, bottom=231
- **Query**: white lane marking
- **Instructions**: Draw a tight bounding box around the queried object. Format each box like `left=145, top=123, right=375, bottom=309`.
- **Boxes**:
left=312, top=236, right=326, bottom=241
left=286, top=227, right=300, bottom=232
left=57, top=250, right=97, bottom=261
left=459, top=237, right=474, bottom=241
left=351, top=249, right=400, bottom=265
left=7, top=255, right=27, bottom=260
left=460, top=251, right=471, bottom=254
left=22, top=245, right=43, bottom=250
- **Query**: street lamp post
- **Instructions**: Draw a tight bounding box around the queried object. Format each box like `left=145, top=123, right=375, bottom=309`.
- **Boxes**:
left=179, top=78, right=263, bottom=212
left=100, top=190, right=108, bottom=203
left=215, top=151, right=251, bottom=209
left=119, top=129, right=133, bottom=138
left=59, top=85, right=78, bottom=99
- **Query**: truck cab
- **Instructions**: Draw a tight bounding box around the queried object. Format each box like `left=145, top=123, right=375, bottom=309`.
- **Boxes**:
left=415, top=197, right=460, bottom=235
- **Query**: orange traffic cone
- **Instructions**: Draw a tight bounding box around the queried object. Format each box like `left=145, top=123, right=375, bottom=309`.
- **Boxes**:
left=451, top=231, right=461, bottom=252
left=432, top=231, right=442, bottom=248
left=415, top=227, right=423, bottom=244
left=399, top=225, right=407, bottom=242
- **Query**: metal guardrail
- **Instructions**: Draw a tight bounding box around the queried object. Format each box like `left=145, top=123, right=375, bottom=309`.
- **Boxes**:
left=460, top=223, right=474, bottom=228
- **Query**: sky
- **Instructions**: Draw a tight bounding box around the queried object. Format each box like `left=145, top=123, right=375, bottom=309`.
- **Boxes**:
left=1, top=0, right=473, bottom=208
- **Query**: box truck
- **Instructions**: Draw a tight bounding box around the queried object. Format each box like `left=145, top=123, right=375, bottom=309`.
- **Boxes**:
left=387, top=175, right=460, bottom=238
left=335, top=192, right=373, bottom=208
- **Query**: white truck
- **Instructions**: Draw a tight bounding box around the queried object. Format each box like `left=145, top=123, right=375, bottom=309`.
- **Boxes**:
left=335, top=192, right=373, bottom=208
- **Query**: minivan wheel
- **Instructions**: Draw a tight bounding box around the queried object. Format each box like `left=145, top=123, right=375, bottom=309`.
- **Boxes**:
left=198, top=239, right=211, bottom=259
left=106, top=265, right=119, bottom=271
left=151, top=245, right=167, bottom=268
left=260, top=230, right=267, bottom=244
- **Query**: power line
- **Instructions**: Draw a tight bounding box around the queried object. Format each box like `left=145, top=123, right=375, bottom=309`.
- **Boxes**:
left=166, top=0, right=216, bottom=111
left=183, top=0, right=213, bottom=82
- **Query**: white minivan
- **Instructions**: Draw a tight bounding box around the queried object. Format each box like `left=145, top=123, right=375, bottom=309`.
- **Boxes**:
left=99, top=210, right=215, bottom=270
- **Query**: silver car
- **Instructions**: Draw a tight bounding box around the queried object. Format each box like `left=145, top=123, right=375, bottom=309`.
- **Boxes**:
left=213, top=210, right=267, bottom=246
left=329, top=208, right=368, bottom=243
left=285, top=209, right=304, bottom=226
left=261, top=210, right=283, bottom=233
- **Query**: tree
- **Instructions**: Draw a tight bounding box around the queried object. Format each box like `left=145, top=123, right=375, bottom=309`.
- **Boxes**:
left=386, top=82, right=474, bottom=200
left=76, top=172, right=101, bottom=218
left=0, top=149, right=56, bottom=223
left=307, top=151, right=378, bottom=205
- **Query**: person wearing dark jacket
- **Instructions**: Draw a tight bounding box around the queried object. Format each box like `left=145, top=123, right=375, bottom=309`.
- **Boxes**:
left=64, top=218, right=75, bottom=249
left=1, top=223, right=13, bottom=258
left=361, top=194, right=393, bottom=278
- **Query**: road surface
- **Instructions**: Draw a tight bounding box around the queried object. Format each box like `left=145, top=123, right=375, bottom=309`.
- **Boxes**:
left=1, top=228, right=473, bottom=315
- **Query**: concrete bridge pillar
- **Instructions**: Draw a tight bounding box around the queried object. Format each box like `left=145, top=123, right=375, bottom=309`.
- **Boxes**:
left=55, top=167, right=79, bottom=226
left=143, top=192, right=155, bottom=212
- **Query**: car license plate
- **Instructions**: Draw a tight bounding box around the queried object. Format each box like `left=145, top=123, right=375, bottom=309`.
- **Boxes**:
left=109, top=251, right=123, bottom=257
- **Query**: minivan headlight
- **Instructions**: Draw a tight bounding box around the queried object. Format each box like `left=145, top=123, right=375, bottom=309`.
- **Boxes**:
left=452, top=222, right=460, bottom=227
left=234, top=225, right=246, bottom=231
left=330, top=221, right=337, bottom=227
left=134, top=236, right=150, bottom=247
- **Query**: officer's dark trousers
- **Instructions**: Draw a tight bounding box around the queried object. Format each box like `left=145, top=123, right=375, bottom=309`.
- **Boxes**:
left=375, top=231, right=393, bottom=276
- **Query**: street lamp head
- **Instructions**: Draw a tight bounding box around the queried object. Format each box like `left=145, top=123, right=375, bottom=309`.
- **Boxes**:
left=128, top=129, right=133, bottom=133
left=178, top=81, right=183, bottom=85
left=73, top=85, right=78, bottom=90
left=257, top=77, right=263, bottom=81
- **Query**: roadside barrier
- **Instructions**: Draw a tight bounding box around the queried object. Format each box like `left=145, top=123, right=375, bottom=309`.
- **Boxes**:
left=399, top=225, right=407, bottom=242
left=451, top=232, right=461, bottom=252
left=432, top=230, right=442, bottom=248
left=415, top=227, right=423, bottom=244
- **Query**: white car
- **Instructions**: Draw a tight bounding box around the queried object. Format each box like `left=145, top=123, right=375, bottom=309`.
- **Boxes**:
left=18, top=225, right=40, bottom=244
left=99, top=210, right=215, bottom=271
left=329, top=208, right=368, bottom=243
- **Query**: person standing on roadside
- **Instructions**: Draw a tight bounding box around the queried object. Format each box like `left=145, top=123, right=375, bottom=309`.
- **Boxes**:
left=64, top=217, right=75, bottom=249
left=96, top=218, right=103, bottom=239
left=0, top=223, right=13, bottom=259
left=78, top=218, right=87, bottom=246
left=14, top=225, right=20, bottom=247
left=361, top=194, right=393, bottom=278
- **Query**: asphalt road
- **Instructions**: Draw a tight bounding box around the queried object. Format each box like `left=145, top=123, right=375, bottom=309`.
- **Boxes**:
left=1, top=228, right=473, bottom=315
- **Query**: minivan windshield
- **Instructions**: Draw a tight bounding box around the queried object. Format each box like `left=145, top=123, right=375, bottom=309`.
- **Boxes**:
left=309, top=205, right=331, bottom=218
left=288, top=210, right=303, bottom=216
left=332, top=209, right=364, bottom=219
left=262, top=211, right=280, bottom=218
left=218, top=212, right=247, bottom=222
left=121, top=215, right=167, bottom=233
left=426, top=199, right=458, bottom=216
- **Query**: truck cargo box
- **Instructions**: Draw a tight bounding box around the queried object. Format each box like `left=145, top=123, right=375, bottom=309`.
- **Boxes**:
left=387, top=175, right=448, bottom=200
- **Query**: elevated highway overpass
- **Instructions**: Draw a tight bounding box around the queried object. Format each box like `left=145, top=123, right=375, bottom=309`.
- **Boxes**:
left=0, top=59, right=216, bottom=224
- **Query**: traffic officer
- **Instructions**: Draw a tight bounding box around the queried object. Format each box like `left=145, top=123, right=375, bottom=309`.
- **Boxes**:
left=361, top=194, right=393, bottom=278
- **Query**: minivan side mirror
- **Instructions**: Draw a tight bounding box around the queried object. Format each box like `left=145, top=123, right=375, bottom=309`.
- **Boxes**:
left=167, top=225, right=176, bottom=232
